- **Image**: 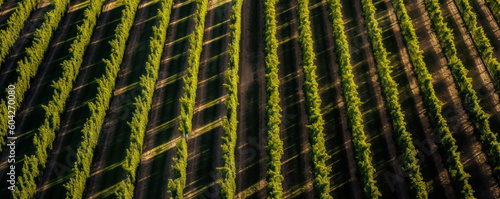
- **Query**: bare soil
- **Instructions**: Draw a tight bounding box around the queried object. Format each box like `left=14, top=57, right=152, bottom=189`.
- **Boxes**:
left=0, top=0, right=22, bottom=26
left=308, top=0, right=364, bottom=198
left=234, top=0, right=268, bottom=198
left=379, top=0, right=460, bottom=198
left=184, top=0, right=230, bottom=198
left=82, top=0, right=159, bottom=198
left=133, top=0, right=196, bottom=198
left=405, top=0, right=500, bottom=198
left=34, top=1, right=125, bottom=197
left=0, top=0, right=84, bottom=195
left=273, top=0, right=316, bottom=198
left=0, top=0, right=51, bottom=90
left=338, top=0, right=409, bottom=197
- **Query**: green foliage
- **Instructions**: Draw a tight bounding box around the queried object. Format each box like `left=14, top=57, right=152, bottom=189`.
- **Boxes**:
left=263, top=0, right=284, bottom=198
left=484, top=0, right=500, bottom=23
left=397, top=0, right=476, bottom=198
left=168, top=139, right=188, bottom=199
left=295, top=0, right=331, bottom=198
left=453, top=0, right=500, bottom=90
left=324, top=0, right=381, bottom=198
left=0, top=0, right=41, bottom=66
left=12, top=0, right=106, bottom=198
left=63, top=0, right=141, bottom=198
left=218, top=0, right=243, bottom=198
left=425, top=0, right=500, bottom=197
left=167, top=0, right=209, bottom=198
left=361, top=0, right=428, bottom=198
left=114, top=0, right=174, bottom=198
left=0, top=0, right=42, bottom=149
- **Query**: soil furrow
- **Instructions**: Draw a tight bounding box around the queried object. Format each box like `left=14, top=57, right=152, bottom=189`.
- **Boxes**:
left=83, top=0, right=159, bottom=197
left=340, top=0, right=408, bottom=197
left=406, top=0, right=500, bottom=198
left=0, top=0, right=84, bottom=194
left=275, top=0, right=314, bottom=198
left=0, top=0, right=51, bottom=91
left=133, top=0, right=196, bottom=198
left=381, top=0, right=457, bottom=198
left=34, top=1, right=124, bottom=197
left=438, top=0, right=500, bottom=197
left=184, top=0, right=230, bottom=198
left=234, top=0, right=267, bottom=197
left=0, top=0, right=21, bottom=26
left=308, top=0, right=363, bottom=198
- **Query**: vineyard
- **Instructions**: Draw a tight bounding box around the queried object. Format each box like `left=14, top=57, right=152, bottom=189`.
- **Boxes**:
left=0, top=0, right=500, bottom=198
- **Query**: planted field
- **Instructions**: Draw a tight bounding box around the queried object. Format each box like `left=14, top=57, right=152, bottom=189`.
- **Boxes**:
left=1, top=0, right=500, bottom=198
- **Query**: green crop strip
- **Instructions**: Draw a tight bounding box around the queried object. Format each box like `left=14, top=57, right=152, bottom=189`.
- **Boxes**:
left=12, top=0, right=107, bottom=198
left=452, top=0, right=500, bottom=90
left=167, top=0, right=209, bottom=198
left=295, top=0, right=332, bottom=198
left=0, top=0, right=42, bottom=67
left=114, top=0, right=174, bottom=198
left=325, top=0, right=381, bottom=198
left=218, top=0, right=243, bottom=198
left=360, top=0, right=428, bottom=198
left=0, top=0, right=70, bottom=152
left=262, top=0, right=284, bottom=198
left=484, top=0, right=500, bottom=23
left=63, top=0, right=141, bottom=197
left=425, top=0, right=500, bottom=196
left=396, top=0, right=477, bottom=198
left=9, top=0, right=72, bottom=198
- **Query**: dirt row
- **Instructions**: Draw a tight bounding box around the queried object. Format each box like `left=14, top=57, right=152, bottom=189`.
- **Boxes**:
left=379, top=0, right=456, bottom=198
left=33, top=0, right=124, bottom=197
left=0, top=0, right=499, bottom=197
left=82, top=0, right=160, bottom=198
left=470, top=0, right=500, bottom=61
left=308, top=0, right=363, bottom=198
left=274, top=0, right=315, bottom=198
left=0, top=0, right=21, bottom=26
left=184, top=0, right=230, bottom=198
left=234, top=0, right=267, bottom=197
left=0, top=0, right=52, bottom=92
left=404, top=0, right=500, bottom=198
left=0, top=0, right=85, bottom=195
left=134, top=0, right=196, bottom=198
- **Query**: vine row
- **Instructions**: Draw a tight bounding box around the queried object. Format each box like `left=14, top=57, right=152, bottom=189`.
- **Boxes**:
left=63, top=0, right=141, bottom=197
left=325, top=0, right=382, bottom=198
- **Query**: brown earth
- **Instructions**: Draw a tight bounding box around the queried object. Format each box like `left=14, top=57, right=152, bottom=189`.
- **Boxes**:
left=0, top=0, right=84, bottom=194
left=403, top=0, right=461, bottom=197
left=35, top=1, right=124, bottom=197
left=406, top=0, right=500, bottom=198
left=234, top=0, right=268, bottom=197
left=83, top=0, right=159, bottom=197
left=0, top=0, right=51, bottom=89
left=275, top=0, right=315, bottom=198
left=308, top=0, right=363, bottom=198
left=380, top=0, right=457, bottom=198
left=184, top=0, right=230, bottom=198
left=134, top=0, right=196, bottom=198
left=339, top=0, right=409, bottom=197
